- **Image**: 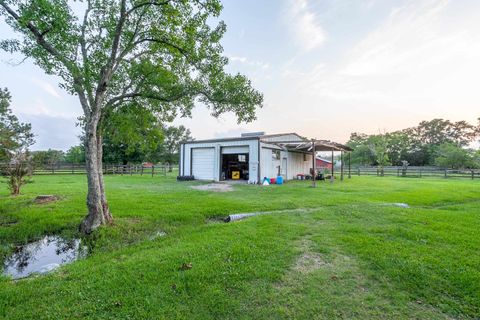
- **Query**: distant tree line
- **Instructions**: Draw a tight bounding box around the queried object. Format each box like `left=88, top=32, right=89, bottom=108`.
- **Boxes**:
left=33, top=124, right=193, bottom=167
left=347, top=119, right=480, bottom=169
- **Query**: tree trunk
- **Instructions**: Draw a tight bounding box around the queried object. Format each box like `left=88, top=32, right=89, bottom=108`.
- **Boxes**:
left=97, top=133, right=112, bottom=223
left=79, top=118, right=112, bottom=233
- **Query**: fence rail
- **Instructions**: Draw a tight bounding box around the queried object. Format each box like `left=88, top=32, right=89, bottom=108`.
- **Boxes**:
left=2, top=163, right=478, bottom=180
left=352, top=166, right=480, bottom=179
left=0, top=164, right=178, bottom=176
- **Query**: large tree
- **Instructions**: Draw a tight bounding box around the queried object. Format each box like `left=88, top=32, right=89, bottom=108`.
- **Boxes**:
left=102, top=102, right=164, bottom=164
left=0, top=0, right=263, bottom=233
left=152, top=124, right=193, bottom=165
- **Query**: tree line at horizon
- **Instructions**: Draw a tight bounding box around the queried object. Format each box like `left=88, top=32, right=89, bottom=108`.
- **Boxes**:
left=29, top=124, right=193, bottom=168
left=346, top=118, right=480, bottom=169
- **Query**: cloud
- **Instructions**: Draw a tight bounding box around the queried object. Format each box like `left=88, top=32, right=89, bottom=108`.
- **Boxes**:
left=274, top=0, right=480, bottom=138
left=285, top=0, right=327, bottom=51
left=291, top=0, right=480, bottom=105
left=228, top=55, right=270, bottom=70
left=341, top=0, right=454, bottom=76
left=30, top=77, right=62, bottom=99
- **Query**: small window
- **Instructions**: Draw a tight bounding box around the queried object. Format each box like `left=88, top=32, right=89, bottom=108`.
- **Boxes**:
left=272, top=150, right=280, bottom=160
left=303, top=153, right=308, bottom=161
left=238, top=154, right=246, bottom=162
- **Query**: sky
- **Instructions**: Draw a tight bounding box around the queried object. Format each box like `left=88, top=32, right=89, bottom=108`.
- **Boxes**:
left=1, top=0, right=479, bottom=150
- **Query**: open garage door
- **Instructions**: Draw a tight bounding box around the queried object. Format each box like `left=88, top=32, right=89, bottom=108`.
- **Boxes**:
left=220, top=146, right=249, bottom=181
left=191, top=148, right=215, bottom=180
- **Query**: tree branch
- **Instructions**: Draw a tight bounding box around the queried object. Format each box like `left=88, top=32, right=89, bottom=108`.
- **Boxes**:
left=79, top=0, right=95, bottom=107
left=93, top=0, right=127, bottom=109
left=0, top=0, right=91, bottom=116
left=106, top=90, right=188, bottom=107
left=125, top=0, right=173, bottom=16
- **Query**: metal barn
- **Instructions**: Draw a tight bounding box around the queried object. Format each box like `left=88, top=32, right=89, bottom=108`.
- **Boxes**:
left=179, top=132, right=352, bottom=184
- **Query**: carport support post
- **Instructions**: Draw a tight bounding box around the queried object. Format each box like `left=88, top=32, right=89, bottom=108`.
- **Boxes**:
left=340, top=151, right=344, bottom=181
left=312, top=140, right=316, bottom=188
left=348, top=152, right=351, bottom=179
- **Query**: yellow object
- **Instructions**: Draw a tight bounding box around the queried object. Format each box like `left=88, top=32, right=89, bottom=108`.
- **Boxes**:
left=232, top=171, right=240, bottom=179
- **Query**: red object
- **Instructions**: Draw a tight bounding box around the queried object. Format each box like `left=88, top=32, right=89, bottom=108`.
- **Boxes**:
left=270, top=178, right=276, bottom=184
left=316, top=158, right=333, bottom=170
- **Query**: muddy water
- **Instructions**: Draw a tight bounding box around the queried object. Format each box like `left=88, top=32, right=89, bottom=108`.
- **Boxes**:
left=3, top=236, right=88, bottom=279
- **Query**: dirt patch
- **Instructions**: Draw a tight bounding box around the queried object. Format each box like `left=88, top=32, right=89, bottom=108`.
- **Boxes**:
left=293, top=252, right=327, bottom=273
left=191, top=183, right=233, bottom=192
left=34, top=195, right=59, bottom=204
left=292, top=239, right=327, bottom=273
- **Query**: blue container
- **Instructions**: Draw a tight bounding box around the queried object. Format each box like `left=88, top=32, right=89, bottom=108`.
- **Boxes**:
left=276, top=176, right=283, bottom=185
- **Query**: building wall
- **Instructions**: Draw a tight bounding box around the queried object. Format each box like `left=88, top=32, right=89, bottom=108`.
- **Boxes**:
left=260, top=133, right=304, bottom=143
left=287, top=152, right=313, bottom=179
left=259, top=146, right=280, bottom=179
left=180, top=139, right=259, bottom=184
left=259, top=142, right=312, bottom=181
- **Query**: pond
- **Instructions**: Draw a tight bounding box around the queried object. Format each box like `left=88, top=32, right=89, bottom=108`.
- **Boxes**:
left=3, top=236, right=88, bottom=279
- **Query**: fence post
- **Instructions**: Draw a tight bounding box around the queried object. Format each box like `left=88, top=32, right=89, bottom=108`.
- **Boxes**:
left=164, top=165, right=167, bottom=176
left=151, top=165, right=155, bottom=177
left=472, top=170, right=474, bottom=180
left=141, top=165, right=144, bottom=176
left=357, top=167, right=360, bottom=176
left=420, top=169, right=422, bottom=178
left=444, top=169, right=447, bottom=179
left=130, top=165, right=133, bottom=176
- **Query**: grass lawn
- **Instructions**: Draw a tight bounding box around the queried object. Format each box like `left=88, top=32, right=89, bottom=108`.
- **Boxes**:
left=1, top=174, right=479, bottom=319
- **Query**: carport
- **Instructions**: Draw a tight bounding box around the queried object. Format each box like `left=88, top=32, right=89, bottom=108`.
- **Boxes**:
left=267, top=139, right=353, bottom=187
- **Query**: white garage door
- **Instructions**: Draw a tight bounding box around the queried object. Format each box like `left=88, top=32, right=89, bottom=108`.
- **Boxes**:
left=192, top=148, right=215, bottom=180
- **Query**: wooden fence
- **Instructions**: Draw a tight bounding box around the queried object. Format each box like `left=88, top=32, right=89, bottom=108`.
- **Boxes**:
left=0, top=164, right=179, bottom=176
left=353, top=166, right=480, bottom=179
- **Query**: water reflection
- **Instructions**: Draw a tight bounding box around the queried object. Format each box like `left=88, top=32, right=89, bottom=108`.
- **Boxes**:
left=3, top=236, right=88, bottom=279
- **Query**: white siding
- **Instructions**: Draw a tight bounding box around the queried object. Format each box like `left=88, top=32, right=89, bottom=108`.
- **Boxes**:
left=260, top=133, right=305, bottom=143
left=181, top=139, right=259, bottom=183
left=260, top=145, right=282, bottom=179
left=191, top=148, right=215, bottom=180
left=287, top=152, right=313, bottom=180
left=221, top=146, right=249, bottom=154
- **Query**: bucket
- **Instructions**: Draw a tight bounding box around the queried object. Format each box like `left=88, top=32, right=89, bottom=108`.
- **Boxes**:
left=276, top=176, right=283, bottom=185
left=270, top=178, right=276, bottom=184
